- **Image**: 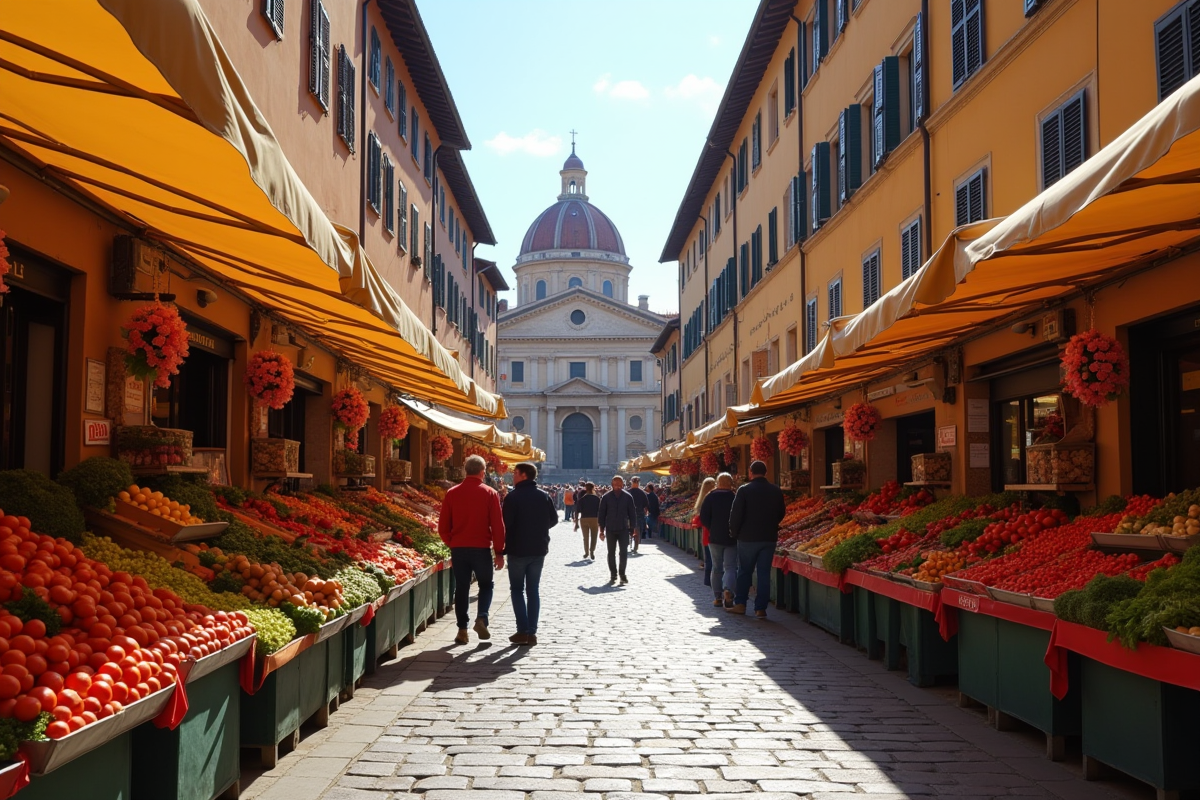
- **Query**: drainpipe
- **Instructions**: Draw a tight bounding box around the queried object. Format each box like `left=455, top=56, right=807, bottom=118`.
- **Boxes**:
left=430, top=145, right=441, bottom=335
left=918, top=0, right=933, bottom=260
left=791, top=14, right=809, bottom=356
left=358, top=0, right=371, bottom=248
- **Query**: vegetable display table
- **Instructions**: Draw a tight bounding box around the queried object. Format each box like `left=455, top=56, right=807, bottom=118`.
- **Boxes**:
left=806, top=578, right=854, bottom=643
left=412, top=569, right=437, bottom=634
left=435, top=560, right=453, bottom=618
left=19, top=732, right=131, bottom=800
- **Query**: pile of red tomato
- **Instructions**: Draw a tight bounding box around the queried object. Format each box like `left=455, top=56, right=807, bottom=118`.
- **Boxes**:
left=965, top=508, right=1069, bottom=558
left=0, top=510, right=253, bottom=740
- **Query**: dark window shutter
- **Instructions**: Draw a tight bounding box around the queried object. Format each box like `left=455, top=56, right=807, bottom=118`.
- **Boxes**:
left=829, top=279, right=842, bottom=320
left=767, top=208, right=778, bottom=265
left=1155, top=3, right=1200, bottom=102
left=952, top=0, right=984, bottom=90
left=811, top=142, right=830, bottom=230
left=309, top=1, right=326, bottom=107
left=839, top=105, right=861, bottom=202
left=1042, top=91, right=1086, bottom=189
left=739, top=242, right=750, bottom=298
left=836, top=0, right=849, bottom=34
left=813, top=0, right=826, bottom=69
left=424, top=135, right=433, bottom=182
left=398, top=183, right=408, bottom=247
left=752, top=225, right=762, bottom=285
left=725, top=257, right=736, bottom=310
left=369, top=27, right=381, bottom=88
left=784, top=48, right=796, bottom=114
left=913, top=11, right=926, bottom=120
left=838, top=112, right=847, bottom=203
left=799, top=20, right=808, bottom=87
left=384, top=58, right=395, bottom=114
left=398, top=83, right=407, bottom=136
left=1024, top=0, right=1040, bottom=16
left=792, top=173, right=806, bottom=243
left=875, top=56, right=901, bottom=168
left=264, top=0, right=285, bottom=38
left=862, top=252, right=880, bottom=307
left=901, top=218, right=921, bottom=279
left=805, top=299, right=817, bottom=353
left=411, top=112, right=419, bottom=163
left=383, top=156, right=394, bottom=232
left=366, top=134, right=380, bottom=212
left=966, top=0, right=984, bottom=79
left=956, top=169, right=986, bottom=225
left=752, top=113, right=762, bottom=168
left=873, top=64, right=885, bottom=168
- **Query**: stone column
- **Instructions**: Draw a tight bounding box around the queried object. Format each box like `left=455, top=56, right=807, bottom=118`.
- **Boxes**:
left=617, top=358, right=626, bottom=390
left=545, top=406, right=557, bottom=466
left=617, top=407, right=627, bottom=465
left=599, top=405, right=609, bottom=467
left=547, top=357, right=556, bottom=387
left=530, top=357, right=539, bottom=389
left=528, top=407, right=540, bottom=454
left=646, top=406, right=656, bottom=450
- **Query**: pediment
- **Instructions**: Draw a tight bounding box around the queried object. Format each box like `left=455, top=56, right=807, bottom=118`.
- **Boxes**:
left=544, top=377, right=611, bottom=396
left=499, top=289, right=667, bottom=339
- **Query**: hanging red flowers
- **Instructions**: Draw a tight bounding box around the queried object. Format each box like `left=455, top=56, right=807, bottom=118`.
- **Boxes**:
left=430, top=434, right=454, bottom=462
left=122, top=301, right=190, bottom=389
left=332, top=386, right=369, bottom=449
left=1062, top=329, right=1130, bottom=408
left=750, top=435, right=774, bottom=463
left=778, top=425, right=809, bottom=457
left=244, top=351, right=295, bottom=409
left=0, top=230, right=11, bottom=294
left=669, top=458, right=700, bottom=477
left=843, top=402, right=882, bottom=443
left=700, top=451, right=721, bottom=475
left=379, top=406, right=410, bottom=442
left=722, top=444, right=738, bottom=470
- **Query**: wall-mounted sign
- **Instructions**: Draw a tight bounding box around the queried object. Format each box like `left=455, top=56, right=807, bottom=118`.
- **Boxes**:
left=867, top=386, right=895, bottom=401
left=814, top=410, right=844, bottom=427
left=967, top=398, right=989, bottom=433
left=969, top=442, right=990, bottom=469
left=937, top=425, right=957, bottom=449
left=84, top=418, right=111, bottom=446
left=86, top=359, right=106, bottom=414
left=124, top=376, right=145, bottom=412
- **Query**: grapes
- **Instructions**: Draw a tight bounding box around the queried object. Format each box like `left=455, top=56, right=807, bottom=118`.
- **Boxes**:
left=242, top=608, right=297, bottom=655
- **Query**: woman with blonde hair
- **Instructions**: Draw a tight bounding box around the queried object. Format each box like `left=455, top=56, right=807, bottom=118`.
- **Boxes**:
left=699, top=472, right=738, bottom=608
left=692, top=477, right=717, bottom=582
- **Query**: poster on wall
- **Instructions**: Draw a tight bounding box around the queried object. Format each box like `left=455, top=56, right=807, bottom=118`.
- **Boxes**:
left=969, top=443, right=990, bottom=469
left=967, top=399, right=989, bottom=433
left=83, top=418, right=111, bottom=446
left=936, top=425, right=957, bottom=449
left=85, top=359, right=105, bottom=414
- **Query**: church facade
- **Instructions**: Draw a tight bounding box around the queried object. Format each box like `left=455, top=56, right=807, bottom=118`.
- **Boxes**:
left=497, top=148, right=665, bottom=478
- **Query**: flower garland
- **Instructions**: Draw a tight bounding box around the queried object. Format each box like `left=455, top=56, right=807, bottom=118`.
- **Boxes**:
left=669, top=458, right=699, bottom=477
left=122, top=301, right=190, bottom=389
left=1062, top=329, right=1130, bottom=408
left=843, top=402, right=882, bottom=443
left=0, top=230, right=11, bottom=294
left=750, top=435, right=774, bottom=463
left=778, top=425, right=809, bottom=457
left=430, top=434, right=453, bottom=462
left=700, top=451, right=721, bottom=475
left=331, top=386, right=369, bottom=449
left=244, top=351, right=295, bottom=409
left=722, top=444, right=738, bottom=470
left=379, top=406, right=410, bottom=442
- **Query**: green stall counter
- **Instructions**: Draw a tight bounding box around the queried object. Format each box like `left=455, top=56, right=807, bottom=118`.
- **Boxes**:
left=956, top=609, right=1001, bottom=709
left=898, top=603, right=957, bottom=687
left=19, top=731, right=131, bottom=800
left=344, top=618, right=369, bottom=695
left=412, top=570, right=437, bottom=633
left=807, top=580, right=855, bottom=643
left=995, top=619, right=1080, bottom=759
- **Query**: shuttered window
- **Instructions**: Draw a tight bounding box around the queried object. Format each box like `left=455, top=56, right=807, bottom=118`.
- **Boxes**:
left=411, top=112, right=419, bottom=164
left=423, top=135, right=433, bottom=183
left=901, top=218, right=921, bottom=280
left=1156, top=1, right=1200, bottom=102
left=784, top=48, right=797, bottom=115
left=398, top=83, right=408, bottom=138
left=724, top=257, right=737, bottom=311
left=873, top=57, right=901, bottom=168
left=737, top=139, right=749, bottom=192
left=751, top=226, right=763, bottom=287
left=812, top=0, right=827, bottom=72
left=955, top=168, right=987, bottom=226
left=382, top=155, right=394, bottom=233
left=713, top=194, right=721, bottom=235
left=368, top=27, right=381, bottom=89
left=336, top=46, right=355, bottom=152
left=410, top=206, right=419, bottom=260
left=951, top=0, right=984, bottom=90
left=1025, top=0, right=1041, bottom=16
left=837, top=106, right=862, bottom=204
left=1041, top=90, right=1087, bottom=189
left=835, top=0, right=849, bottom=39
left=398, top=183, right=409, bottom=250
left=862, top=251, right=881, bottom=308
left=366, top=134, right=381, bottom=213
left=913, top=11, right=927, bottom=120
left=805, top=298, right=818, bottom=354
left=828, top=278, right=843, bottom=321
left=752, top=113, right=762, bottom=169
left=767, top=209, right=779, bottom=266
left=739, top=242, right=750, bottom=299
left=384, top=58, right=395, bottom=116
left=424, top=224, right=433, bottom=275
left=308, top=1, right=330, bottom=110
left=811, top=142, right=831, bottom=230
left=264, top=0, right=285, bottom=39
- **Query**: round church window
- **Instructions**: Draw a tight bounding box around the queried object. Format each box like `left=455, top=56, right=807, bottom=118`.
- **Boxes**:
left=630, top=415, right=643, bottom=431
left=512, top=416, right=525, bottom=431
left=570, top=310, right=586, bottom=325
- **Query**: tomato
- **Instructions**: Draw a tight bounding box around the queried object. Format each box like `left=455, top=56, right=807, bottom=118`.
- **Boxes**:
left=83, top=696, right=102, bottom=716
left=57, top=688, right=83, bottom=715
left=25, top=655, right=46, bottom=677
left=45, top=720, right=70, bottom=740
left=27, top=686, right=56, bottom=712
left=67, top=715, right=86, bottom=732
left=13, top=695, right=42, bottom=722
left=0, top=674, right=20, bottom=700
left=109, top=682, right=129, bottom=703
left=22, top=619, right=46, bottom=640
left=1, top=650, right=26, bottom=668
left=45, top=643, right=69, bottom=664
left=63, top=672, right=91, bottom=694
left=49, top=704, right=71, bottom=722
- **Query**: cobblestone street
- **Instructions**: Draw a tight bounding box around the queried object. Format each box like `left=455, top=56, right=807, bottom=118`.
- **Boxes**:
left=242, top=521, right=1145, bottom=800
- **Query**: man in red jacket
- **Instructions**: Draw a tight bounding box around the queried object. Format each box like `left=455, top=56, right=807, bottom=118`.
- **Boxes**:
left=438, top=454, right=506, bottom=644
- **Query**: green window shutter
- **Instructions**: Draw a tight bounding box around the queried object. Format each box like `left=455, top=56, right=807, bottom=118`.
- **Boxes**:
left=751, top=226, right=762, bottom=285
left=784, top=48, right=796, bottom=114
left=384, top=58, right=394, bottom=114
left=767, top=208, right=778, bottom=266
left=913, top=11, right=926, bottom=120
left=874, top=57, right=901, bottom=168
left=811, top=142, right=830, bottom=230
left=813, top=0, right=826, bottom=68
left=836, top=0, right=848, bottom=35
left=752, top=112, right=762, bottom=168
left=309, top=1, right=329, bottom=109
left=398, top=183, right=408, bottom=248
left=398, top=82, right=407, bottom=136
left=805, top=298, right=817, bottom=354
left=838, top=106, right=861, bottom=203
left=739, top=242, right=750, bottom=298
left=793, top=172, right=806, bottom=243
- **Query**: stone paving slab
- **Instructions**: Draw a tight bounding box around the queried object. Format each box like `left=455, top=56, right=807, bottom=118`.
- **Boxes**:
left=237, top=521, right=1149, bottom=800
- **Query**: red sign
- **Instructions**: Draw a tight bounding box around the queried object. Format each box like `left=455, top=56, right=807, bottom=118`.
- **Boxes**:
left=84, top=418, right=111, bottom=446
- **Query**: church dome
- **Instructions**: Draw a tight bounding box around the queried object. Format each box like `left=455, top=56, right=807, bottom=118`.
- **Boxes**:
left=518, top=199, right=626, bottom=257
left=563, top=151, right=585, bottom=170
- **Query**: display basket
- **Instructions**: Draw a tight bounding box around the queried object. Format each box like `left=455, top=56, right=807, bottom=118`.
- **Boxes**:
left=808, top=555, right=828, bottom=571
left=113, top=500, right=228, bottom=543
left=941, top=574, right=989, bottom=595
left=831, top=459, right=864, bottom=487
left=910, top=578, right=943, bottom=593
left=385, top=458, right=412, bottom=481
left=251, top=438, right=300, bottom=475
left=115, top=426, right=193, bottom=468
left=1031, top=596, right=1058, bottom=614
left=425, top=466, right=446, bottom=482
left=1025, top=442, right=1095, bottom=485
left=1162, top=627, right=1200, bottom=655
left=333, top=451, right=375, bottom=477
left=1160, top=534, right=1199, bottom=554
left=911, top=452, right=952, bottom=483
left=987, top=587, right=1034, bottom=608
left=780, top=470, right=810, bottom=491
left=1091, top=531, right=1168, bottom=552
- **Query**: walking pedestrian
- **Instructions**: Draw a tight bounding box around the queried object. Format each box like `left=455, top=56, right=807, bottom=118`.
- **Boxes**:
left=574, top=482, right=601, bottom=559
left=598, top=475, right=637, bottom=585
left=627, top=477, right=648, bottom=553
left=500, top=462, right=558, bottom=646
left=437, top=454, right=505, bottom=643
left=562, top=484, right=575, bottom=523
left=692, top=477, right=716, bottom=587
left=645, top=483, right=660, bottom=539
left=726, top=461, right=786, bottom=618
left=700, top=473, right=739, bottom=608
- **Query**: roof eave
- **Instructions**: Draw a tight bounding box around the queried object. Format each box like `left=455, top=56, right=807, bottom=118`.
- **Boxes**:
left=440, top=149, right=496, bottom=244
left=650, top=317, right=681, bottom=354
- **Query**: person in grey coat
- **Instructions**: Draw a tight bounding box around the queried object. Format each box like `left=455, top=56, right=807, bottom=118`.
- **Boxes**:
left=597, top=475, right=638, bottom=585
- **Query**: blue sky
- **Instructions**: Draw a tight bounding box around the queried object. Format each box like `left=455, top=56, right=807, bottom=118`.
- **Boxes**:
left=420, top=0, right=760, bottom=315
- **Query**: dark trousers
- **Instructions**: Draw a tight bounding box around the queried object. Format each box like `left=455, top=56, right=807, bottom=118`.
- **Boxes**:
left=734, top=540, right=775, bottom=611
left=605, top=530, right=630, bottom=578
left=703, top=544, right=713, bottom=587
left=451, top=547, right=494, bottom=630
left=507, top=555, right=545, bottom=635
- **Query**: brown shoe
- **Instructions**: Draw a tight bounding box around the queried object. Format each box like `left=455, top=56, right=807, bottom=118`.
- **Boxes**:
left=726, top=604, right=746, bottom=615
left=509, top=632, right=529, bottom=644
left=712, top=598, right=723, bottom=607
left=454, top=628, right=469, bottom=644
left=724, top=590, right=734, bottom=606
left=520, top=634, right=537, bottom=646
left=473, top=619, right=490, bottom=640
left=755, top=609, right=767, bottom=619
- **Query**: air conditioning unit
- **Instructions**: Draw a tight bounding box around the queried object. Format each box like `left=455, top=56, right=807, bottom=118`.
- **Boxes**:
left=110, top=236, right=175, bottom=300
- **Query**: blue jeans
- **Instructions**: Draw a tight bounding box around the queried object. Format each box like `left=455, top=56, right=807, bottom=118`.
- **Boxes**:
left=703, top=544, right=713, bottom=586
left=734, top=540, right=775, bottom=611
left=507, top=554, right=545, bottom=635
left=451, top=547, right=494, bottom=630
left=646, top=516, right=659, bottom=538
left=709, top=543, right=738, bottom=599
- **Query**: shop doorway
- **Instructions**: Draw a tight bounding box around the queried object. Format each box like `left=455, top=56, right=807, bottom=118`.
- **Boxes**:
left=895, top=411, right=936, bottom=483
left=152, top=348, right=229, bottom=448
left=267, top=379, right=319, bottom=472
left=822, top=425, right=844, bottom=487
left=561, top=413, right=593, bottom=470
left=1130, top=306, right=1200, bottom=495
left=0, top=285, right=68, bottom=475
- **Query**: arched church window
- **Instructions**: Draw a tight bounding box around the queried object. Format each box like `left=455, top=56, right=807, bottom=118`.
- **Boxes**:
left=569, top=180, right=577, bottom=193
left=568, top=276, right=583, bottom=289
left=536, top=280, right=547, bottom=300
left=629, top=415, right=643, bottom=431
left=602, top=280, right=613, bottom=298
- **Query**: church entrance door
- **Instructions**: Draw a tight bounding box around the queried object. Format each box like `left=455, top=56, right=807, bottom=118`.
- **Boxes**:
left=561, top=413, right=594, bottom=470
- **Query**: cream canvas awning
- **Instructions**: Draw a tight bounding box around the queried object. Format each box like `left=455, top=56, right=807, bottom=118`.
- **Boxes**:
left=400, top=399, right=532, bottom=459
left=0, top=0, right=505, bottom=418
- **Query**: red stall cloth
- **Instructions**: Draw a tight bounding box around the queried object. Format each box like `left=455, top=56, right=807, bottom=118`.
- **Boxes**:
left=1044, top=619, right=1200, bottom=699
left=843, top=570, right=943, bottom=615
left=360, top=601, right=376, bottom=627
left=3, top=754, right=31, bottom=798
left=238, top=637, right=258, bottom=696
left=152, top=657, right=194, bottom=730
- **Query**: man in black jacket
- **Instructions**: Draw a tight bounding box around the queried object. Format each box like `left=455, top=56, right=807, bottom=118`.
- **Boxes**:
left=645, top=483, right=661, bottom=539
left=500, top=462, right=559, bottom=645
left=628, top=477, right=648, bottom=553
left=598, top=476, right=638, bottom=585
left=727, top=460, right=787, bottom=618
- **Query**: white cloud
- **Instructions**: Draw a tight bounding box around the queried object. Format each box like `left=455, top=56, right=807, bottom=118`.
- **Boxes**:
left=665, top=74, right=724, bottom=115
left=483, top=129, right=563, bottom=158
left=593, top=74, right=651, bottom=103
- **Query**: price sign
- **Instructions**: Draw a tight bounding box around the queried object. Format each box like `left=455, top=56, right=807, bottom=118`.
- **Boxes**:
left=956, top=593, right=980, bottom=612
left=84, top=418, right=112, bottom=446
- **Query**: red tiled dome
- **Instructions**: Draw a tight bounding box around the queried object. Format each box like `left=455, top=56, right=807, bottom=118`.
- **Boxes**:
left=519, top=199, right=626, bottom=257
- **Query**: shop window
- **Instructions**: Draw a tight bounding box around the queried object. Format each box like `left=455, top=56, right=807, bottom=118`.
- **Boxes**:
left=267, top=382, right=317, bottom=472
left=823, top=425, right=845, bottom=487
left=152, top=348, right=230, bottom=450
left=995, top=394, right=1061, bottom=489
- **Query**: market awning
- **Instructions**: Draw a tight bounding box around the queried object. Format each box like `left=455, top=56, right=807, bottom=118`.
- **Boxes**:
left=750, top=73, right=1200, bottom=411
left=399, top=399, right=535, bottom=465
left=0, top=0, right=505, bottom=419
